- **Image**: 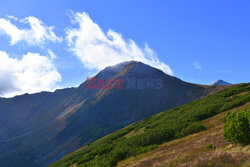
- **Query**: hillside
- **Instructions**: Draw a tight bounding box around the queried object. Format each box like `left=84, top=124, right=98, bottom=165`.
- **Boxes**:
left=0, top=61, right=223, bottom=166
left=50, top=83, right=250, bottom=167
left=118, top=103, right=250, bottom=167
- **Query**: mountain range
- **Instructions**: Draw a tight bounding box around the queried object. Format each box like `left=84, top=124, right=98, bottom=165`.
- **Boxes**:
left=50, top=83, right=249, bottom=167
left=0, top=61, right=229, bottom=166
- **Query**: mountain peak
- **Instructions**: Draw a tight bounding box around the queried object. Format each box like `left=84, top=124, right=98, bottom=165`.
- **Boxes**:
left=211, top=79, right=231, bottom=86
left=103, top=61, right=133, bottom=73
left=97, top=60, right=163, bottom=79
left=102, top=60, right=144, bottom=73
left=0, top=60, right=231, bottom=167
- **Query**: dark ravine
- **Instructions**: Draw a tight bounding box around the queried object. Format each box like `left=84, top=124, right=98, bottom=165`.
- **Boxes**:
left=0, top=61, right=226, bottom=167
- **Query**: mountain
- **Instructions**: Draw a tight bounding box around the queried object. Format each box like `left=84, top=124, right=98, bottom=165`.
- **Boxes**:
left=0, top=61, right=226, bottom=167
left=212, top=79, right=231, bottom=86
left=50, top=83, right=250, bottom=167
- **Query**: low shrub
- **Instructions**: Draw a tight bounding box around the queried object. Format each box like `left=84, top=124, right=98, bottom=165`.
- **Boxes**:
left=223, top=108, right=250, bottom=145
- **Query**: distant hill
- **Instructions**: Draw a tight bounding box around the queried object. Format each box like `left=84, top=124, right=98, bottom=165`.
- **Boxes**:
left=212, top=79, right=232, bottom=86
left=0, top=61, right=227, bottom=167
left=50, top=83, right=250, bottom=167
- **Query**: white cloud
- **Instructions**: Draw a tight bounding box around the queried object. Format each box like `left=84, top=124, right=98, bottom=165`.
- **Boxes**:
left=6, top=15, right=18, bottom=21
left=0, top=16, right=62, bottom=46
left=48, top=49, right=57, bottom=59
left=0, top=51, right=61, bottom=97
left=192, top=62, right=201, bottom=70
left=65, top=12, right=173, bottom=75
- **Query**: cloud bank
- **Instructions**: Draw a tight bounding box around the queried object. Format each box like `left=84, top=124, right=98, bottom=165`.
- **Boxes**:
left=0, top=16, right=62, bottom=46
left=0, top=51, right=61, bottom=97
left=66, top=12, right=173, bottom=75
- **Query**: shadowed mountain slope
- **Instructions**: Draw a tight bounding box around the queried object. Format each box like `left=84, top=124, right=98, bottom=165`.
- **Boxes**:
left=0, top=61, right=225, bottom=166
left=50, top=83, right=250, bottom=167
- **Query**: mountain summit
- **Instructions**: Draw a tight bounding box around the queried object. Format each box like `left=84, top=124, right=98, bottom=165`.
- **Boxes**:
left=0, top=61, right=225, bottom=167
left=212, top=79, right=231, bottom=86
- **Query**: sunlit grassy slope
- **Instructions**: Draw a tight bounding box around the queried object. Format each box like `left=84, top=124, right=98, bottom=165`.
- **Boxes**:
left=118, top=103, right=250, bottom=167
left=50, top=83, right=250, bottom=167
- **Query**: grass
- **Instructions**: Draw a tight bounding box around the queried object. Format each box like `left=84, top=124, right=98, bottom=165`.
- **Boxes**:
left=124, top=128, right=146, bottom=138
left=118, top=103, right=250, bottom=167
left=50, top=83, right=250, bottom=167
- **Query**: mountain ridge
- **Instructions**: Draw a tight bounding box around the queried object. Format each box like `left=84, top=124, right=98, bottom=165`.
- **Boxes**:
left=0, top=61, right=229, bottom=166
left=50, top=83, right=250, bottom=167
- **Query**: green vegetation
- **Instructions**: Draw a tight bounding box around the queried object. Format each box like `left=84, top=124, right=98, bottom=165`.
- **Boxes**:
left=206, top=144, right=216, bottom=149
left=50, top=83, right=250, bottom=167
left=223, top=107, right=250, bottom=145
left=120, top=105, right=250, bottom=167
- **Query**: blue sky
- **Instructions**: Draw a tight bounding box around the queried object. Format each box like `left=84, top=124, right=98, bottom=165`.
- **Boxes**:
left=0, top=0, right=249, bottom=97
